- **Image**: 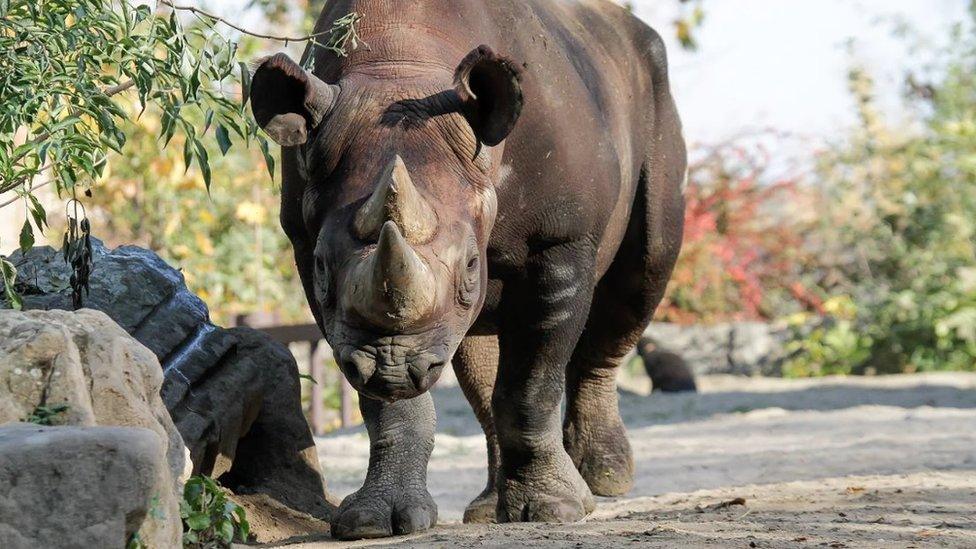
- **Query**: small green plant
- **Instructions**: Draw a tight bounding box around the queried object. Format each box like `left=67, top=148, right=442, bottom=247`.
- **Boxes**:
left=126, top=532, right=147, bottom=549
left=25, top=403, right=69, bottom=425
left=180, top=475, right=249, bottom=548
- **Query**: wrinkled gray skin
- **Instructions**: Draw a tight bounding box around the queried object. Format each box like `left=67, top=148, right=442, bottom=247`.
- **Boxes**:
left=249, top=0, right=685, bottom=539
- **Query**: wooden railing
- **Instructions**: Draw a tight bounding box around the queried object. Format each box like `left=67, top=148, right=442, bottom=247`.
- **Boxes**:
left=236, top=314, right=355, bottom=435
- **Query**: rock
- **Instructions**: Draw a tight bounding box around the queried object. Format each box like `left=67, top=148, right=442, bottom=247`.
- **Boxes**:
left=0, top=308, right=187, bottom=488
left=163, top=326, right=336, bottom=520
left=0, top=424, right=180, bottom=549
left=5, top=240, right=334, bottom=521
left=642, top=322, right=733, bottom=376
left=729, top=322, right=787, bottom=377
left=642, top=321, right=792, bottom=377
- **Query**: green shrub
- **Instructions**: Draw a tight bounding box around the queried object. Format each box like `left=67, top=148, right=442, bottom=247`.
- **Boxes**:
left=180, top=475, right=249, bottom=548
left=782, top=297, right=873, bottom=377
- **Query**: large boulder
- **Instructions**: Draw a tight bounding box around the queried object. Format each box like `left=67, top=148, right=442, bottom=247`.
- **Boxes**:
left=0, top=424, right=180, bottom=549
left=0, top=309, right=183, bottom=548
left=4, top=240, right=334, bottom=522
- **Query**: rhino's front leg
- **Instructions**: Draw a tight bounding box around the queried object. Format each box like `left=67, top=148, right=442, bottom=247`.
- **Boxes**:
left=330, top=393, right=436, bottom=540
left=492, top=242, right=597, bottom=522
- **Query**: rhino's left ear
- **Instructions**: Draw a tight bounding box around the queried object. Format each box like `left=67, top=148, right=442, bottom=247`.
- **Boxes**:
left=454, top=45, right=524, bottom=147
left=250, top=53, right=339, bottom=146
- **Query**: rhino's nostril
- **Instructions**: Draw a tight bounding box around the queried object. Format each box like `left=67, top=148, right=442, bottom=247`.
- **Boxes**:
left=408, top=357, right=445, bottom=391
left=342, top=351, right=376, bottom=387
left=407, top=366, right=426, bottom=391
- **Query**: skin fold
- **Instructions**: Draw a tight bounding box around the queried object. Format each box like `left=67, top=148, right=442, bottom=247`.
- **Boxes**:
left=249, top=0, right=686, bottom=539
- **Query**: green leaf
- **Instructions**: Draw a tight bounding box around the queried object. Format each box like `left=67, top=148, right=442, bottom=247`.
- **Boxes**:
left=298, top=373, right=318, bottom=384
left=27, top=194, right=47, bottom=229
left=183, top=137, right=194, bottom=174
left=195, top=140, right=211, bottom=190
left=258, top=137, right=275, bottom=179
left=215, top=124, right=231, bottom=156
left=217, top=519, right=234, bottom=542
left=239, top=62, right=251, bottom=107
left=1, top=256, right=22, bottom=310
left=203, top=109, right=214, bottom=135
left=19, top=220, right=34, bottom=253
left=185, top=512, right=210, bottom=531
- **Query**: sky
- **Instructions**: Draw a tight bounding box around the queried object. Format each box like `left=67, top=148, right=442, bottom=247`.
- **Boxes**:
left=629, top=0, right=969, bottom=147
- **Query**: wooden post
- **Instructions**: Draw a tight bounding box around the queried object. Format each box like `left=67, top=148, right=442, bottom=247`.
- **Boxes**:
left=309, top=340, right=325, bottom=436
left=340, top=377, right=355, bottom=428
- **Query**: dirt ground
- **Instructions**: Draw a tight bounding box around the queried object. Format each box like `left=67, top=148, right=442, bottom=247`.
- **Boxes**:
left=284, top=373, right=976, bottom=547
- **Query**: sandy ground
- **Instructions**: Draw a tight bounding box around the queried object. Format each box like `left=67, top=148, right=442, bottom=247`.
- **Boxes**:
left=290, top=373, right=976, bottom=547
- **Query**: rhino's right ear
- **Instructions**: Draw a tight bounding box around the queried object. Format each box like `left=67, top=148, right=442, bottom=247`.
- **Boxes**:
left=250, top=53, right=339, bottom=146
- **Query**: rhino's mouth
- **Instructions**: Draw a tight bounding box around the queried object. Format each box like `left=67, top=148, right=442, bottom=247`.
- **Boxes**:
left=334, top=331, right=451, bottom=401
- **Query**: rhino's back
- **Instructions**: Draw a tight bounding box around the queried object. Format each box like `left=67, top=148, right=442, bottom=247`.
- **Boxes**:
left=486, top=0, right=667, bottom=274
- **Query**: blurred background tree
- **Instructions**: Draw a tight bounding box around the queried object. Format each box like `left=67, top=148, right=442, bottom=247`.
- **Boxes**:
left=786, top=20, right=976, bottom=375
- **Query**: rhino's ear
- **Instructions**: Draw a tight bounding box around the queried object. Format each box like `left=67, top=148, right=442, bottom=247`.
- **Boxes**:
left=250, top=53, right=339, bottom=146
left=454, top=45, right=524, bottom=147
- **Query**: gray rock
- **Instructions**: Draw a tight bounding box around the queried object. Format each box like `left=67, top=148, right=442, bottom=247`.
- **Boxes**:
left=0, top=424, right=181, bottom=549
left=643, top=321, right=792, bottom=377
left=4, top=240, right=334, bottom=521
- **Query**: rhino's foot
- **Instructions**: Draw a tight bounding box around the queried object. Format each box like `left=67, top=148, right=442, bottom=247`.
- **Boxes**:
left=330, top=482, right=436, bottom=540
left=497, top=449, right=595, bottom=523
left=564, top=415, right=634, bottom=497
left=462, top=485, right=498, bottom=524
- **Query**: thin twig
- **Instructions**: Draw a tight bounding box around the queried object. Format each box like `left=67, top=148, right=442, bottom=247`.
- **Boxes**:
left=0, top=178, right=53, bottom=209
left=158, top=0, right=337, bottom=43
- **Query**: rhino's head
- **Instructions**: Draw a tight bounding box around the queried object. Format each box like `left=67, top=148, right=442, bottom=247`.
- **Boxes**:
left=250, top=46, right=522, bottom=401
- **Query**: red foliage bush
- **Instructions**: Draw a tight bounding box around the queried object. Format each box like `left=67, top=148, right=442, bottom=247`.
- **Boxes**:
left=656, top=137, right=824, bottom=324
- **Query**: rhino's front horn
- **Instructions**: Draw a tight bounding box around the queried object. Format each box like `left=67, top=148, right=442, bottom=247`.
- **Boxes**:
left=353, top=156, right=437, bottom=243
left=353, top=221, right=436, bottom=328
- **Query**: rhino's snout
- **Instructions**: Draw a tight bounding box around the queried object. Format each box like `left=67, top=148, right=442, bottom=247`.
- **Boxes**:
left=339, top=343, right=447, bottom=401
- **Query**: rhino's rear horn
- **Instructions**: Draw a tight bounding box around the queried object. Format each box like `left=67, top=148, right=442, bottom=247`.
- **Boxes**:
left=353, top=155, right=437, bottom=243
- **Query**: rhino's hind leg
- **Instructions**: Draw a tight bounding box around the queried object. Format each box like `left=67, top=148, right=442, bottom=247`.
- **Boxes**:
left=330, top=394, right=437, bottom=540
left=453, top=334, right=501, bottom=523
left=565, top=151, right=684, bottom=496
left=563, top=332, right=636, bottom=497
left=563, top=277, right=648, bottom=496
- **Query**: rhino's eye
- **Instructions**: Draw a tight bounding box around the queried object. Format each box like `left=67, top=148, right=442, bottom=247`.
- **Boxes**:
left=458, top=252, right=480, bottom=308
left=313, top=255, right=334, bottom=307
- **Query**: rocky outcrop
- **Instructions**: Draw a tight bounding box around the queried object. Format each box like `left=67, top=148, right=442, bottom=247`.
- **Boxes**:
left=641, top=321, right=791, bottom=377
left=0, top=309, right=184, bottom=548
left=163, top=326, right=335, bottom=520
left=4, top=240, right=334, bottom=522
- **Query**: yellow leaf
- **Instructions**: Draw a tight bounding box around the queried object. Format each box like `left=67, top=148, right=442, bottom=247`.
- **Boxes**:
left=235, top=201, right=267, bottom=225
left=194, top=232, right=215, bottom=256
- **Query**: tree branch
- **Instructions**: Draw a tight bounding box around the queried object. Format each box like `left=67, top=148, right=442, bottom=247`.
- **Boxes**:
left=158, top=0, right=337, bottom=43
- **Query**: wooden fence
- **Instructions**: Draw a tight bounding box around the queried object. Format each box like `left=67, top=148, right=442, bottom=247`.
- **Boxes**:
left=236, top=314, right=355, bottom=435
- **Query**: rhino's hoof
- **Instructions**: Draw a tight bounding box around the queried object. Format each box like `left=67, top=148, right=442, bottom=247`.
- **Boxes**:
left=499, top=489, right=593, bottom=523
left=330, top=488, right=436, bottom=540
left=462, top=487, right=498, bottom=524
left=497, top=451, right=595, bottom=523
left=565, top=419, right=634, bottom=496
